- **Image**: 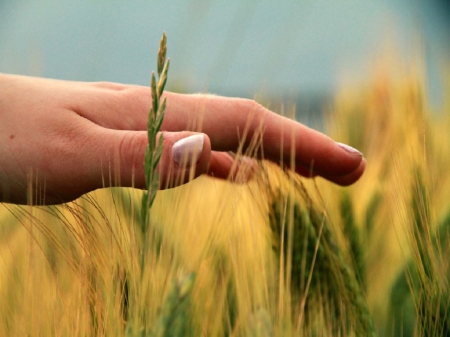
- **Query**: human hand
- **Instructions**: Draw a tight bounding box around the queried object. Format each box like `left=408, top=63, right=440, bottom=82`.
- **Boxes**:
left=0, top=74, right=365, bottom=205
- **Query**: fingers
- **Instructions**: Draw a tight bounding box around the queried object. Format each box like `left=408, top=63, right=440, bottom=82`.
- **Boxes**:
left=207, top=152, right=256, bottom=183
left=91, top=128, right=254, bottom=190
left=75, top=86, right=364, bottom=185
left=88, top=129, right=211, bottom=191
left=162, top=93, right=365, bottom=184
left=67, top=82, right=149, bottom=131
left=326, top=158, right=366, bottom=186
left=158, top=133, right=211, bottom=189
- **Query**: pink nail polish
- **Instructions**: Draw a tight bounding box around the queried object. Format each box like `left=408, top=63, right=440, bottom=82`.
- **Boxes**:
left=336, top=142, right=363, bottom=156
left=172, top=135, right=204, bottom=167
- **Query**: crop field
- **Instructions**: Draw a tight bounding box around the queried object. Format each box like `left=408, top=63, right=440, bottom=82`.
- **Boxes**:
left=0, top=54, right=449, bottom=336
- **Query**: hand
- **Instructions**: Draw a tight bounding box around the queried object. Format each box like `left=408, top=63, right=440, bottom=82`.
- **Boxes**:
left=0, top=74, right=365, bottom=205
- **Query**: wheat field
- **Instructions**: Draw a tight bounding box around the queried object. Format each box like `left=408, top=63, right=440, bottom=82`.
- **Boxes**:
left=0, top=55, right=449, bottom=336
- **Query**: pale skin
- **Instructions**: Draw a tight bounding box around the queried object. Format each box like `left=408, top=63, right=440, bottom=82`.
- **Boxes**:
left=0, top=73, right=365, bottom=205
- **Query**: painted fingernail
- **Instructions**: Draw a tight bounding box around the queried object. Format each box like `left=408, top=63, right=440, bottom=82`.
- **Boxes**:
left=336, top=142, right=363, bottom=156
left=172, top=134, right=204, bottom=167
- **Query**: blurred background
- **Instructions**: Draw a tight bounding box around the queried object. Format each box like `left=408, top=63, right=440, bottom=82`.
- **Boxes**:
left=1, top=2, right=450, bottom=335
left=0, top=0, right=449, bottom=122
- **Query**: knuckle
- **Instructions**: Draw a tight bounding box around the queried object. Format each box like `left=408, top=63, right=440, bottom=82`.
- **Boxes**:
left=117, top=132, right=147, bottom=165
left=240, top=98, right=270, bottom=120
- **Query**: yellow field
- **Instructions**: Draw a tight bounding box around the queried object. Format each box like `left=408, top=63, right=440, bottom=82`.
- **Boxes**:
left=0, top=58, right=449, bottom=336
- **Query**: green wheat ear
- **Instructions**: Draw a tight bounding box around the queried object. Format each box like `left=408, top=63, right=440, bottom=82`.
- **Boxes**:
left=124, top=32, right=171, bottom=337
left=141, top=32, right=170, bottom=228
left=149, top=273, right=196, bottom=337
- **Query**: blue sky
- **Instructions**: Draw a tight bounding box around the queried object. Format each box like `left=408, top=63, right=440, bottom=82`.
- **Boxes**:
left=1, top=0, right=448, bottom=103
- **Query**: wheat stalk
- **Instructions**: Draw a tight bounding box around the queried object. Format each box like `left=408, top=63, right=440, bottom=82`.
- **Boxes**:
left=125, top=33, right=171, bottom=337
left=141, top=32, right=169, bottom=231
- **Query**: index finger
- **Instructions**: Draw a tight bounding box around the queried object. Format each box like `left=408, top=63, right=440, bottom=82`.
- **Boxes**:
left=162, top=93, right=364, bottom=178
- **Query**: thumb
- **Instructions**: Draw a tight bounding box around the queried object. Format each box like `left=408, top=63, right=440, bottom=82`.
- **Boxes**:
left=98, top=130, right=211, bottom=190
left=154, top=131, right=211, bottom=189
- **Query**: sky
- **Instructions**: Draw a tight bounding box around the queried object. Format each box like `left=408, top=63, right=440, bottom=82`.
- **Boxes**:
left=0, top=0, right=448, bottom=105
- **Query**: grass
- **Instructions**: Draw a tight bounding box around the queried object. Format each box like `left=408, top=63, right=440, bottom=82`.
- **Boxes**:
left=0, top=41, right=449, bottom=335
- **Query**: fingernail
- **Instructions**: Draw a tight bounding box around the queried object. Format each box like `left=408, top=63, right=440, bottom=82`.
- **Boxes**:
left=336, top=142, right=363, bottom=156
left=172, top=134, right=204, bottom=167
